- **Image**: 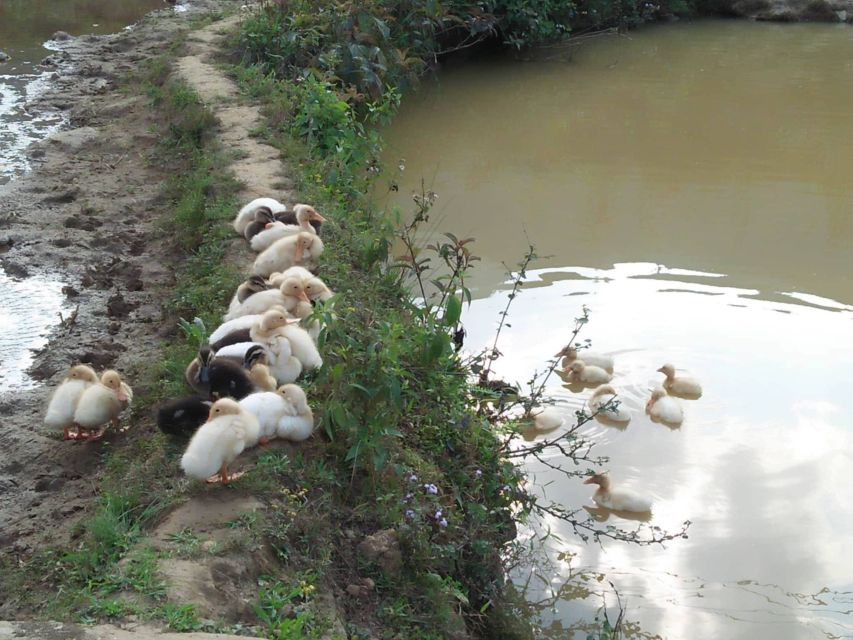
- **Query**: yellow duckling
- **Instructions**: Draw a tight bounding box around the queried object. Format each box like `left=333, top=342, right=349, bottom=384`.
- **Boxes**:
left=657, top=363, right=702, bottom=398
left=44, top=364, right=99, bottom=440
left=72, top=370, right=132, bottom=441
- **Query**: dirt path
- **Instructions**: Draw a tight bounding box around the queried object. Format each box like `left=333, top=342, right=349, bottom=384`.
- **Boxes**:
left=0, top=1, right=243, bottom=557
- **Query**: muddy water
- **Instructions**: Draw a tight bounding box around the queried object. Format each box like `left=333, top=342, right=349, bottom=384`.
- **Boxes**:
left=380, top=21, right=853, bottom=639
left=0, top=0, right=165, bottom=183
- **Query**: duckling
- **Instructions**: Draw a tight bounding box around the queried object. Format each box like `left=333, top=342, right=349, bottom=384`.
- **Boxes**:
left=268, top=265, right=315, bottom=287
left=239, top=388, right=289, bottom=444
left=657, top=363, right=702, bottom=398
left=305, top=277, right=333, bottom=304
left=73, top=370, right=132, bottom=441
left=555, top=346, right=614, bottom=374
left=583, top=472, right=652, bottom=513
left=565, top=360, right=612, bottom=385
left=223, top=286, right=286, bottom=321
left=279, top=276, right=312, bottom=317
left=275, top=203, right=324, bottom=233
left=44, top=364, right=99, bottom=440
left=276, top=384, right=314, bottom=441
left=232, top=197, right=288, bottom=235
left=226, top=276, right=270, bottom=316
left=157, top=395, right=211, bottom=437
left=185, top=345, right=261, bottom=398
left=587, top=385, right=631, bottom=425
left=529, top=406, right=564, bottom=433
left=249, top=363, right=277, bottom=392
left=243, top=206, right=277, bottom=241
left=180, top=399, right=249, bottom=484
left=252, top=309, right=323, bottom=371
left=210, top=328, right=253, bottom=352
left=252, top=232, right=324, bottom=277
left=646, top=387, right=684, bottom=426
left=250, top=204, right=326, bottom=252
left=209, top=314, right=263, bottom=345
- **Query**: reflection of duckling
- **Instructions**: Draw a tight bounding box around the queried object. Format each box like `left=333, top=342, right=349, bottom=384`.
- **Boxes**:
left=646, top=387, right=683, bottom=426
left=250, top=204, right=326, bottom=252
left=657, top=363, right=702, bottom=398
left=44, top=364, right=99, bottom=440
left=587, top=385, right=631, bottom=425
left=73, top=370, right=132, bottom=441
left=584, top=472, right=652, bottom=513
left=566, top=360, right=612, bottom=385
left=233, top=197, right=287, bottom=235
left=276, top=384, right=314, bottom=441
left=253, top=232, right=324, bottom=277
left=555, top=345, right=614, bottom=373
left=157, top=396, right=211, bottom=437
left=180, top=399, right=250, bottom=484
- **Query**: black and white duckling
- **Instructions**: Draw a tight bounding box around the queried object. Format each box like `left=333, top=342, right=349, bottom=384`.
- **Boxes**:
left=180, top=399, right=258, bottom=484
left=243, top=206, right=277, bottom=241
left=276, top=384, right=314, bottom=442
left=226, top=276, right=270, bottom=317
left=156, top=395, right=212, bottom=437
left=72, top=369, right=133, bottom=441
left=250, top=204, right=326, bottom=252
left=232, top=197, right=288, bottom=236
left=44, top=364, right=99, bottom=440
left=185, top=345, right=258, bottom=399
left=252, top=232, right=324, bottom=277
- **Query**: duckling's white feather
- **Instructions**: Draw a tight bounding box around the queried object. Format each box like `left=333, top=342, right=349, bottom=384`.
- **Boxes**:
left=233, top=197, right=287, bottom=234
left=180, top=416, right=246, bottom=480
left=210, top=316, right=262, bottom=344
left=224, top=289, right=286, bottom=321
left=45, top=379, right=92, bottom=429
left=239, top=392, right=288, bottom=439
left=250, top=222, right=300, bottom=252
left=73, top=384, right=121, bottom=428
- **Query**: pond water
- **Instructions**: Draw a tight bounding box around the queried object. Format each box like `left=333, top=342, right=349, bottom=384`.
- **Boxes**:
left=379, top=20, right=853, bottom=639
left=0, top=0, right=165, bottom=183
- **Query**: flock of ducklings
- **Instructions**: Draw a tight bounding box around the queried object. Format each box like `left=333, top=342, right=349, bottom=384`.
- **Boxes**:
left=45, top=199, right=330, bottom=484
left=539, top=346, right=703, bottom=513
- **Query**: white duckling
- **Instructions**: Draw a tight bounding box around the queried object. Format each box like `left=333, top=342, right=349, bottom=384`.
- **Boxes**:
left=529, top=406, right=564, bottom=433
left=304, top=276, right=333, bottom=302
left=232, top=197, right=288, bottom=235
left=209, top=314, right=268, bottom=345
left=72, top=370, right=132, bottom=441
left=657, top=363, right=702, bottom=398
left=251, top=309, right=321, bottom=371
left=181, top=399, right=250, bottom=484
left=252, top=232, right=324, bottom=277
left=44, top=364, right=99, bottom=440
left=646, top=387, right=684, bottom=426
left=587, top=385, right=631, bottom=425
left=268, top=265, right=314, bottom=287
left=279, top=276, right=313, bottom=318
left=584, top=472, right=652, bottom=513
left=566, top=360, right=612, bottom=385
left=555, top=346, right=614, bottom=374
left=223, top=287, right=286, bottom=321
left=249, top=362, right=277, bottom=392
left=239, top=386, right=291, bottom=444
left=250, top=204, right=326, bottom=252
left=276, top=384, right=314, bottom=441
left=245, top=310, right=303, bottom=383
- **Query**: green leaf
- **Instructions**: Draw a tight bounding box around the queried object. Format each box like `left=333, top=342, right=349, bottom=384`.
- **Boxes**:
left=445, top=294, right=462, bottom=326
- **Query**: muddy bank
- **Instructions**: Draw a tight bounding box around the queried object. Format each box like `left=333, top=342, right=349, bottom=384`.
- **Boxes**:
left=0, top=0, right=235, bottom=557
left=727, top=0, right=852, bottom=22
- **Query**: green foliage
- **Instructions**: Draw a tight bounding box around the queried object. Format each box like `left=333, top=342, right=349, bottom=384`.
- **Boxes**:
left=255, top=575, right=323, bottom=639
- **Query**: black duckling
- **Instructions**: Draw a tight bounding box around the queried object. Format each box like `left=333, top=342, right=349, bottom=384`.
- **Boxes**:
left=157, top=395, right=211, bottom=437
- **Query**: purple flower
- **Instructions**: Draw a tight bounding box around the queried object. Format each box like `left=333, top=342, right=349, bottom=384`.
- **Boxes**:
left=474, top=469, right=483, bottom=479
left=438, top=518, right=448, bottom=528
left=408, top=474, right=418, bottom=483
left=405, top=509, right=415, bottom=519
left=402, top=492, right=414, bottom=503
left=423, top=483, right=438, bottom=495
left=434, top=509, right=443, bottom=520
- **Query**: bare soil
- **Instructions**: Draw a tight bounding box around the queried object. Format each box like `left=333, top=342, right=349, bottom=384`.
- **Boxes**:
left=0, top=0, right=251, bottom=558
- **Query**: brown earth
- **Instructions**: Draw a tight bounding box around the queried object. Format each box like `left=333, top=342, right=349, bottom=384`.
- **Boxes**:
left=0, top=1, right=269, bottom=559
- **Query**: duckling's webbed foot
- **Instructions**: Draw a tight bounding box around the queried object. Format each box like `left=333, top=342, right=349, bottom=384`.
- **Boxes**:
left=87, top=428, right=107, bottom=442
left=65, top=424, right=87, bottom=440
